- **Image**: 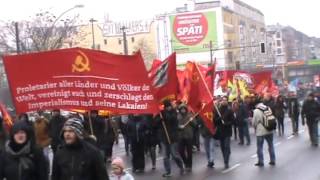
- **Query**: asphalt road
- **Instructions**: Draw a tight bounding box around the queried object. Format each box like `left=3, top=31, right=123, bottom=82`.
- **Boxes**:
left=109, top=117, right=320, bottom=180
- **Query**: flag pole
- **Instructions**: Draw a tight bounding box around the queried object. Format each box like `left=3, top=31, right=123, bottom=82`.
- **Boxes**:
left=160, top=112, right=172, bottom=145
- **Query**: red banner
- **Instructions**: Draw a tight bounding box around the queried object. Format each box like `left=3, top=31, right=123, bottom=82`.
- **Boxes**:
left=0, top=103, right=13, bottom=132
left=3, top=48, right=158, bottom=114
left=252, top=71, right=275, bottom=96
left=149, top=53, right=178, bottom=102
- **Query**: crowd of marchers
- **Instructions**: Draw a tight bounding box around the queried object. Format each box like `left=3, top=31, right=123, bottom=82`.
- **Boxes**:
left=0, top=91, right=319, bottom=179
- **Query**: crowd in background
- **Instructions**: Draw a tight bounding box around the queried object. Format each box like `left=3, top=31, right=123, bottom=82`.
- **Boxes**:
left=0, top=90, right=319, bottom=179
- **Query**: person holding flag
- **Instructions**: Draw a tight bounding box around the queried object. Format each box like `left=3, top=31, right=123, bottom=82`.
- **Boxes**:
left=155, top=99, right=184, bottom=178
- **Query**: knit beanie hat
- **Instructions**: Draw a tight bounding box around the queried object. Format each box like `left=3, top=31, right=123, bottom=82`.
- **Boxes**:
left=62, top=118, right=84, bottom=139
left=112, top=157, right=125, bottom=170
left=163, top=99, right=172, bottom=108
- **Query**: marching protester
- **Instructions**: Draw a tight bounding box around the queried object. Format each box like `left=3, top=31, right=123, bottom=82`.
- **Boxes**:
left=301, top=93, right=320, bottom=147
left=253, top=100, right=276, bottom=167
left=120, top=114, right=130, bottom=155
left=18, top=113, right=36, bottom=145
left=288, top=93, right=300, bottom=135
left=127, top=114, right=147, bottom=173
left=198, top=115, right=215, bottom=168
left=232, top=99, right=250, bottom=146
left=49, top=109, right=66, bottom=153
left=34, top=117, right=54, bottom=178
left=274, top=95, right=287, bottom=136
left=177, top=103, right=194, bottom=172
left=156, top=99, right=184, bottom=177
left=110, top=157, right=134, bottom=180
left=215, top=96, right=235, bottom=169
left=52, top=118, right=109, bottom=180
left=0, top=121, right=48, bottom=180
left=104, top=115, right=118, bottom=163
left=143, top=114, right=157, bottom=170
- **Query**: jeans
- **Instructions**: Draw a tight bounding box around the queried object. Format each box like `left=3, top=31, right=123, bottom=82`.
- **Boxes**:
left=179, top=138, right=193, bottom=168
left=162, top=143, right=184, bottom=174
left=307, top=119, right=319, bottom=145
left=256, top=134, right=276, bottom=164
left=203, top=136, right=215, bottom=163
left=239, top=119, right=251, bottom=144
left=220, top=137, right=231, bottom=165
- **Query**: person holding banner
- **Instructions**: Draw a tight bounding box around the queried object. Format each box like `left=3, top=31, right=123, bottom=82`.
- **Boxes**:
left=49, top=109, right=66, bottom=153
left=198, top=115, right=215, bottom=168
left=156, top=99, right=184, bottom=178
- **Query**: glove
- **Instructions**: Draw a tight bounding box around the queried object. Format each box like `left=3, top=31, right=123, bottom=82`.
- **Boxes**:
left=178, top=125, right=185, bottom=129
left=89, top=135, right=97, bottom=142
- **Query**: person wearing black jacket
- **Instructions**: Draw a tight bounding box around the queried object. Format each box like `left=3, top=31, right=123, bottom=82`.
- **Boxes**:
left=288, top=94, right=300, bottom=135
left=0, top=121, right=48, bottom=180
left=127, top=114, right=147, bottom=173
left=143, top=114, right=157, bottom=170
left=52, top=118, right=108, bottom=180
left=215, top=96, right=235, bottom=169
left=233, top=100, right=250, bottom=145
left=49, top=109, right=66, bottom=153
left=156, top=100, right=184, bottom=178
left=301, top=93, right=320, bottom=146
left=274, top=95, right=287, bottom=136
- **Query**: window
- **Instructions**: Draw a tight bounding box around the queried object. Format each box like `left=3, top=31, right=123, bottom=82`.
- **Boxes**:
left=277, top=48, right=282, bottom=54
left=118, top=39, right=122, bottom=45
left=227, top=51, right=233, bottom=63
left=131, top=37, right=135, bottom=43
left=276, top=32, right=281, bottom=38
left=104, top=39, right=107, bottom=45
left=96, top=44, right=101, bottom=50
left=276, top=40, right=281, bottom=47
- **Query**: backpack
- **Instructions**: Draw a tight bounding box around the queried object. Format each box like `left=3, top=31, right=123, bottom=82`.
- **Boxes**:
left=257, top=106, right=277, bottom=131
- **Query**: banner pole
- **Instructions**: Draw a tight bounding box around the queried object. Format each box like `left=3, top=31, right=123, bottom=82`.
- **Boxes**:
left=159, top=112, right=172, bottom=145
left=88, top=111, right=94, bottom=135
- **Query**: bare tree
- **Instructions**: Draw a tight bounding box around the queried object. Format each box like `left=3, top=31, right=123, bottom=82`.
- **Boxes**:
left=0, top=10, right=79, bottom=53
left=133, top=38, right=157, bottom=70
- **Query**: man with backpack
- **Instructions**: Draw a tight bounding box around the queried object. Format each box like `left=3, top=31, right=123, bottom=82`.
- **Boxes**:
left=253, top=100, right=277, bottom=167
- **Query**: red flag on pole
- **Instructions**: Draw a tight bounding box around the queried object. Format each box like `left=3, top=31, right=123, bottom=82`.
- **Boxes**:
left=185, top=62, right=215, bottom=134
left=0, top=103, right=13, bottom=132
left=149, top=53, right=179, bottom=102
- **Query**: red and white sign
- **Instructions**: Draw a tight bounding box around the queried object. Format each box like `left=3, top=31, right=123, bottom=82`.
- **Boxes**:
left=173, top=13, right=208, bottom=45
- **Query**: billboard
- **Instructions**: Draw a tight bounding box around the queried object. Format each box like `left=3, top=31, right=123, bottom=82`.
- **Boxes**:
left=170, top=11, right=218, bottom=54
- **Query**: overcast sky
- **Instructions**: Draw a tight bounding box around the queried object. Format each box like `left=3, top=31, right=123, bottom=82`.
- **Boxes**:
left=0, top=0, right=318, bottom=37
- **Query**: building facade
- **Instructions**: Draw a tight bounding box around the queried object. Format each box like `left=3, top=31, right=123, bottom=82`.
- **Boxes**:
left=156, top=0, right=266, bottom=70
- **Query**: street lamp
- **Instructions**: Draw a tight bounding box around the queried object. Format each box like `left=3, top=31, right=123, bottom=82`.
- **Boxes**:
left=120, top=26, right=128, bottom=55
left=51, top=4, right=84, bottom=27
left=89, top=18, right=97, bottom=49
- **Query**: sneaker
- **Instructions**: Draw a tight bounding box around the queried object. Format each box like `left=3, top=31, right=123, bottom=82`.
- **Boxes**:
left=254, top=163, right=264, bottom=167
left=224, top=164, right=229, bottom=169
left=152, top=165, right=156, bottom=170
left=269, top=162, right=276, bottom=166
left=238, top=142, right=244, bottom=145
left=185, top=167, right=192, bottom=173
left=162, top=173, right=172, bottom=178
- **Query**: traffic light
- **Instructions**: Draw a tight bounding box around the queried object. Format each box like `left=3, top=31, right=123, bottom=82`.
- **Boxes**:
left=260, top=42, right=266, bottom=53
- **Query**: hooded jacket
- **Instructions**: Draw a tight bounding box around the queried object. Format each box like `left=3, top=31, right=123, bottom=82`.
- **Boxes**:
left=0, top=121, right=48, bottom=180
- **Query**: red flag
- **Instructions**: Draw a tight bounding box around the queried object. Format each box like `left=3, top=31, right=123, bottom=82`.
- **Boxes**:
left=252, top=71, right=273, bottom=95
left=3, top=48, right=158, bottom=114
left=185, top=62, right=215, bottom=134
left=0, top=103, right=13, bottom=132
left=149, top=53, right=179, bottom=102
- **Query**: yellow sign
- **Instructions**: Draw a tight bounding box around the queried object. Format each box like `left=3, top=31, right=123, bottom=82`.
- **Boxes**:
left=72, top=50, right=91, bottom=73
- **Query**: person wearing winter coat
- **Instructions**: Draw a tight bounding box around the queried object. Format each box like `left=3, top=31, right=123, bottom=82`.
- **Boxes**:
left=110, top=157, right=134, bottom=180
left=48, top=109, right=66, bottom=153
left=0, top=121, right=48, bottom=180
left=215, top=96, right=235, bottom=169
left=0, top=117, right=7, bottom=151
left=177, top=104, right=194, bottom=172
left=274, top=95, right=287, bottom=136
left=301, top=93, right=320, bottom=146
left=287, top=94, right=300, bottom=135
left=51, top=118, right=109, bottom=180
left=253, top=101, right=276, bottom=167
left=155, top=99, right=184, bottom=177
left=127, top=114, right=147, bottom=173
left=143, top=114, right=157, bottom=170
left=198, top=115, right=215, bottom=168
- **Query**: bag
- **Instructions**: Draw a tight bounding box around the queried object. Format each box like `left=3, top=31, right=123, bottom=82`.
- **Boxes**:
left=258, top=107, right=277, bottom=131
